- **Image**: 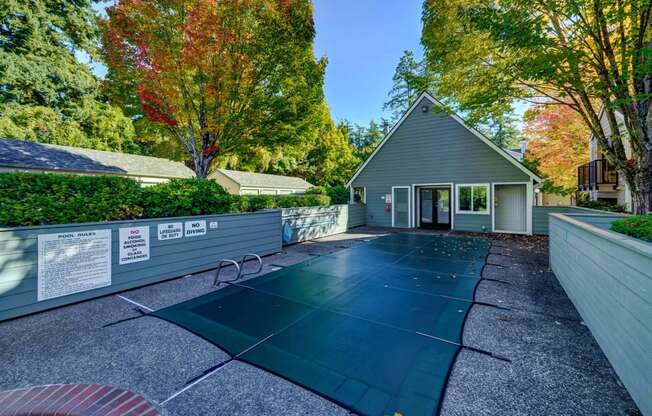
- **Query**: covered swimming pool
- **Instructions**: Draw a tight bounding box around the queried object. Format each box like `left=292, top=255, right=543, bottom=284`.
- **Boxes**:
left=153, top=233, right=490, bottom=416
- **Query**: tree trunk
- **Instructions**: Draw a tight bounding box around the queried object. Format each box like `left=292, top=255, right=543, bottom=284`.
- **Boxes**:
left=192, top=154, right=211, bottom=178
left=196, top=157, right=211, bottom=179
left=632, top=154, right=652, bottom=214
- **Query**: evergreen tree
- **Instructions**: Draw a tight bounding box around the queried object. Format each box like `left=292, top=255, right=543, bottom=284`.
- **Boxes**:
left=481, top=114, right=523, bottom=149
left=383, top=50, right=435, bottom=121
left=0, top=0, right=138, bottom=152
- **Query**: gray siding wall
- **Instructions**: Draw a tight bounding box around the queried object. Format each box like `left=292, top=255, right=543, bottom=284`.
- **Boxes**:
left=454, top=214, right=493, bottom=233
left=533, top=206, right=628, bottom=235
left=347, top=203, right=366, bottom=228
left=549, top=214, right=652, bottom=415
left=281, top=204, right=367, bottom=245
left=0, top=211, right=281, bottom=321
left=281, top=205, right=347, bottom=245
left=351, top=97, right=529, bottom=232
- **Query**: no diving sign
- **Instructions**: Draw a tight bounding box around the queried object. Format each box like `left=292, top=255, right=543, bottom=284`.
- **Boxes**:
left=184, top=220, right=207, bottom=237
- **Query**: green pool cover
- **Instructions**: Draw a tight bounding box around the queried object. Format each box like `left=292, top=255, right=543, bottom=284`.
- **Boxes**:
left=153, top=233, right=489, bottom=416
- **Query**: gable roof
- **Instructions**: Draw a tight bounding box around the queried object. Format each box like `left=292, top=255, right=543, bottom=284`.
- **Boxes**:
left=0, top=139, right=195, bottom=179
left=346, top=92, right=543, bottom=186
left=506, top=149, right=524, bottom=161
left=212, top=168, right=313, bottom=189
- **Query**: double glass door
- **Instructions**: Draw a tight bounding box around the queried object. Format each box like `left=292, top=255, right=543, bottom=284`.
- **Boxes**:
left=419, top=188, right=450, bottom=229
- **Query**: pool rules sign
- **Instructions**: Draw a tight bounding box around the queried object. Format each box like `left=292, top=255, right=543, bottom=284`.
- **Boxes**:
left=37, top=229, right=112, bottom=301
left=119, top=226, right=150, bottom=265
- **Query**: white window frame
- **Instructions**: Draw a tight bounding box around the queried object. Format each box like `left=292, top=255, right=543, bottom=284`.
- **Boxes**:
left=391, top=186, right=412, bottom=227
left=455, top=183, right=490, bottom=215
left=259, top=189, right=278, bottom=195
left=352, top=186, right=366, bottom=204
left=240, top=188, right=259, bottom=195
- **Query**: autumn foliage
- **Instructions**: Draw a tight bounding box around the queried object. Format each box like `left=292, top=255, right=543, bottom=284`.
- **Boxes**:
left=524, top=105, right=590, bottom=193
left=101, top=0, right=325, bottom=177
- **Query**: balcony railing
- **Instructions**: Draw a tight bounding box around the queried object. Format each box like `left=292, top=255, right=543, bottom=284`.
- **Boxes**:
left=578, top=159, right=618, bottom=191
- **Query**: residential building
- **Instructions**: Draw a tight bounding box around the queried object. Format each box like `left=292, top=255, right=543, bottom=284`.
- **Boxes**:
left=211, top=168, right=313, bottom=195
left=347, top=92, right=543, bottom=235
left=0, top=139, right=194, bottom=185
left=577, top=110, right=632, bottom=211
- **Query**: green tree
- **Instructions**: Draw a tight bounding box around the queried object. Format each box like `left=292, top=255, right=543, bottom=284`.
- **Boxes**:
left=482, top=114, right=523, bottom=149
left=384, top=50, right=436, bottom=121
left=385, top=49, right=518, bottom=149
left=101, top=0, right=327, bottom=178
left=340, top=119, right=386, bottom=162
left=356, top=120, right=384, bottom=160
left=0, top=0, right=138, bottom=152
left=306, top=127, right=359, bottom=186
left=301, top=105, right=360, bottom=186
left=422, top=0, right=652, bottom=213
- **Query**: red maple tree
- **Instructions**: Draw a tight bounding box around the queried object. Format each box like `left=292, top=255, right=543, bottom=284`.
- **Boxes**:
left=525, top=105, right=590, bottom=193
left=101, top=0, right=320, bottom=177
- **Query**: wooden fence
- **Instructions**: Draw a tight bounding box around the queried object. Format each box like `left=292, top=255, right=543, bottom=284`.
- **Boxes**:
left=549, top=213, right=651, bottom=415
left=0, top=211, right=281, bottom=321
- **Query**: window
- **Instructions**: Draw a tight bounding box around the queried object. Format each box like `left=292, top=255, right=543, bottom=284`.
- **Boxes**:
left=260, top=189, right=277, bottom=195
left=240, top=188, right=259, bottom=195
left=353, top=187, right=366, bottom=204
left=456, top=184, right=489, bottom=214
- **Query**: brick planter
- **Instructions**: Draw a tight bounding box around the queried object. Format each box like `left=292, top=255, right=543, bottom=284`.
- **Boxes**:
left=0, top=384, right=159, bottom=416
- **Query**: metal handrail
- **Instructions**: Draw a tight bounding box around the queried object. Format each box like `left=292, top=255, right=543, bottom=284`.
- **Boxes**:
left=237, top=253, right=263, bottom=280
left=213, top=259, right=240, bottom=287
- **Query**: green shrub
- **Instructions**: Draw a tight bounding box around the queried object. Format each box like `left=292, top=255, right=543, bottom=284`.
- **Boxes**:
left=577, top=198, right=628, bottom=213
left=305, top=186, right=327, bottom=195
left=0, top=173, right=333, bottom=227
left=306, top=185, right=349, bottom=204
left=326, top=185, right=350, bottom=204
left=611, top=214, right=652, bottom=242
left=142, top=178, right=234, bottom=218
left=234, top=195, right=278, bottom=212
left=0, top=173, right=143, bottom=226
left=276, top=194, right=330, bottom=208
left=236, top=194, right=331, bottom=212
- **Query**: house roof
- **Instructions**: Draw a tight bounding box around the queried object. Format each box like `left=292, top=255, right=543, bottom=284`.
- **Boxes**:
left=0, top=139, right=195, bottom=179
left=346, top=92, right=543, bottom=186
left=506, top=149, right=524, bottom=161
left=212, top=168, right=313, bottom=189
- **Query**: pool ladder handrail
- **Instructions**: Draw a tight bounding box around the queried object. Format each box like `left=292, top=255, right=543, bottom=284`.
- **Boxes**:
left=213, top=259, right=240, bottom=287
left=213, top=253, right=263, bottom=287
left=237, top=253, right=263, bottom=280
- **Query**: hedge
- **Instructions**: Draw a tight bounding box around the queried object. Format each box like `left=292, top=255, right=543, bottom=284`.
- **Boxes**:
left=577, top=198, right=628, bottom=213
left=142, top=178, right=234, bottom=218
left=0, top=173, right=331, bottom=227
left=305, top=185, right=349, bottom=204
left=234, top=194, right=331, bottom=212
left=611, top=214, right=652, bottom=242
left=0, top=173, right=144, bottom=226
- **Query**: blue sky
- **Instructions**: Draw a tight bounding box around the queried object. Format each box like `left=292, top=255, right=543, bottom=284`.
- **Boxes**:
left=313, top=0, right=424, bottom=126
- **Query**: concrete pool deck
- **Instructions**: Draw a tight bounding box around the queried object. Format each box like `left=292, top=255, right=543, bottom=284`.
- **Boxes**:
left=0, top=227, right=640, bottom=415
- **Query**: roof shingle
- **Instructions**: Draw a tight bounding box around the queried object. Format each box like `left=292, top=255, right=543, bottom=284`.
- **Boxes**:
left=213, top=168, right=312, bottom=189
left=0, top=139, right=195, bottom=179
